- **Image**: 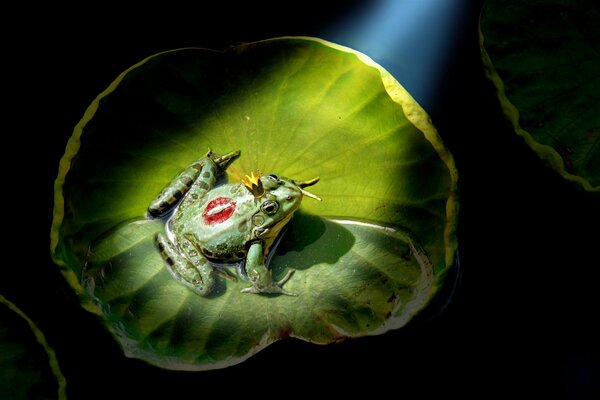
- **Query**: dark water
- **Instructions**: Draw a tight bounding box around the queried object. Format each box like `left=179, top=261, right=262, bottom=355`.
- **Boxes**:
left=4, top=0, right=599, bottom=398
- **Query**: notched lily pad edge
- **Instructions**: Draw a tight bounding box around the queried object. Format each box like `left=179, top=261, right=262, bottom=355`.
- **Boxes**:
left=0, top=295, right=67, bottom=400
left=479, top=26, right=600, bottom=193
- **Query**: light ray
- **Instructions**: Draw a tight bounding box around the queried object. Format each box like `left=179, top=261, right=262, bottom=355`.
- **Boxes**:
left=324, top=0, right=470, bottom=110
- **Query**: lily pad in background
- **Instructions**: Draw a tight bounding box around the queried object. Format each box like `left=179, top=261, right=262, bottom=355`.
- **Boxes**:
left=480, top=0, right=600, bottom=191
left=51, top=37, right=458, bottom=370
left=0, top=295, right=67, bottom=400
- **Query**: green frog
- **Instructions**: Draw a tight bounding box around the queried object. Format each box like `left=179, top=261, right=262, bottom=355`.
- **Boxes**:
left=148, top=149, right=320, bottom=296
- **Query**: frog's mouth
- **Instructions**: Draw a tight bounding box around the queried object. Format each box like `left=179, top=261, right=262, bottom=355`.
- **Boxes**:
left=294, top=177, right=321, bottom=201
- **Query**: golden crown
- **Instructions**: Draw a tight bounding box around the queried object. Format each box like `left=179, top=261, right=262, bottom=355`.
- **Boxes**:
left=241, top=171, right=265, bottom=198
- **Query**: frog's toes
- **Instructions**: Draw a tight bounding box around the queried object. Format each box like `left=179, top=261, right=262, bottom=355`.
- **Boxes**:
left=240, top=286, right=260, bottom=294
left=276, top=269, right=295, bottom=287
left=240, top=270, right=298, bottom=296
left=275, top=270, right=298, bottom=296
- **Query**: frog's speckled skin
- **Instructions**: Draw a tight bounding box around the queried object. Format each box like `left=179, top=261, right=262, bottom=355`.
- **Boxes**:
left=148, top=150, right=319, bottom=296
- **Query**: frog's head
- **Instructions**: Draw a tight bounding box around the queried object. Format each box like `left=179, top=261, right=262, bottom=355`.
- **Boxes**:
left=242, top=172, right=320, bottom=240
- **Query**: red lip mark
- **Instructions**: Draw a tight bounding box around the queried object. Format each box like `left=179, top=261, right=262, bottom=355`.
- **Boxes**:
left=202, top=197, right=236, bottom=225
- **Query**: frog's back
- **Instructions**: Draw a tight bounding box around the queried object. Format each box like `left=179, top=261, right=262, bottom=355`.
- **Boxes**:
left=176, top=182, right=257, bottom=262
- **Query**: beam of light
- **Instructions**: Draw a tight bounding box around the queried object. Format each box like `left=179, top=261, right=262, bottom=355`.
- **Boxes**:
left=323, top=0, right=470, bottom=111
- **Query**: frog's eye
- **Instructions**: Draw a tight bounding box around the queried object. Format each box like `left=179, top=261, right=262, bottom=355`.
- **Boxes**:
left=267, top=174, right=279, bottom=181
left=261, top=200, right=279, bottom=215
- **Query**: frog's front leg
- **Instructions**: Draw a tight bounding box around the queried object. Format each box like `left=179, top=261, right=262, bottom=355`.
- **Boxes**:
left=241, top=241, right=296, bottom=296
left=155, top=233, right=216, bottom=296
left=148, top=149, right=240, bottom=216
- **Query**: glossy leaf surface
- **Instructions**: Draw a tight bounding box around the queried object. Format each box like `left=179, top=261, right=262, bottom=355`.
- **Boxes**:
left=52, top=38, right=458, bottom=369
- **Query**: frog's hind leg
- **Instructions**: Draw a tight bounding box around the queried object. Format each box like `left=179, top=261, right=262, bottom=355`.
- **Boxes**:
left=148, top=162, right=209, bottom=216
left=155, top=233, right=216, bottom=296
left=177, top=149, right=240, bottom=213
left=148, top=149, right=240, bottom=216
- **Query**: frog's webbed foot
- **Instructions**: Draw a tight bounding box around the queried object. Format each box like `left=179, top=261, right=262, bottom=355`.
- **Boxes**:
left=241, top=269, right=297, bottom=296
left=276, top=269, right=295, bottom=288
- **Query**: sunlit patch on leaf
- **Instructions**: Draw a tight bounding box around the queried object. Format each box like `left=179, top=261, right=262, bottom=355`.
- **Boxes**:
left=51, top=37, right=458, bottom=370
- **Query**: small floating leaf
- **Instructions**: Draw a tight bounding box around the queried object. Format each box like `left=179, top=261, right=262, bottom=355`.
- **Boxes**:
left=480, top=0, right=600, bottom=191
left=51, top=37, right=458, bottom=370
left=0, top=295, right=67, bottom=400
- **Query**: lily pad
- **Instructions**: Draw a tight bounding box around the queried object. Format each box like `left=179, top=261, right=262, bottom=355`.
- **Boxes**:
left=480, top=0, right=600, bottom=191
left=83, top=216, right=434, bottom=369
left=0, top=295, right=67, bottom=400
left=51, top=37, right=458, bottom=370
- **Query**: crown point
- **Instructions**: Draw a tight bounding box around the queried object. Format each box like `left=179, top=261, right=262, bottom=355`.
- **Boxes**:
left=242, top=171, right=265, bottom=198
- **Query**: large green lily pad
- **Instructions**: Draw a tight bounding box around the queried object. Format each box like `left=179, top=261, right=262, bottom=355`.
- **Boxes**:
left=51, top=37, right=458, bottom=370
left=480, top=0, right=600, bottom=191
left=0, top=295, right=66, bottom=399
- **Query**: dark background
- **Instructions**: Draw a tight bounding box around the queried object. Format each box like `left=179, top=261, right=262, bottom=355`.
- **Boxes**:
left=5, top=0, right=599, bottom=398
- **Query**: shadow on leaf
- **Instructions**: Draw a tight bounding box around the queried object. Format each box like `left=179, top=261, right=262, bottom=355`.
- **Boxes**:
left=274, top=211, right=356, bottom=271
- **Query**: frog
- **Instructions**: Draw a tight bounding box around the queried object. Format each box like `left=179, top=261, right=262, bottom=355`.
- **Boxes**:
left=148, top=149, right=320, bottom=296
